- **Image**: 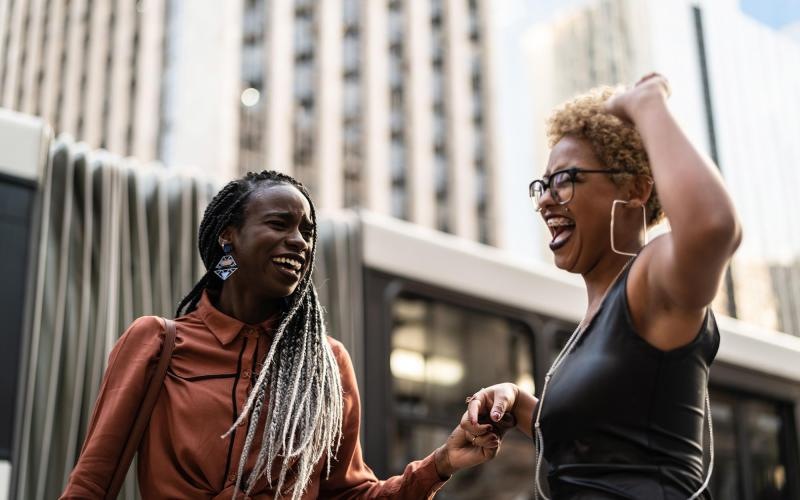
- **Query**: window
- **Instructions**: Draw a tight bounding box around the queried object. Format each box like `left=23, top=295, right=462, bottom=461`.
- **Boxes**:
left=707, top=388, right=797, bottom=499
left=389, top=295, right=536, bottom=498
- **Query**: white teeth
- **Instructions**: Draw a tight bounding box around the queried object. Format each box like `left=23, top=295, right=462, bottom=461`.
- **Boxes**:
left=547, top=217, right=574, bottom=228
left=273, top=257, right=302, bottom=271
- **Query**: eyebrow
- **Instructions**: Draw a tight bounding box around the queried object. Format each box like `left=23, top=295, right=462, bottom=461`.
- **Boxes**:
left=263, top=210, right=313, bottom=226
left=542, top=166, right=570, bottom=179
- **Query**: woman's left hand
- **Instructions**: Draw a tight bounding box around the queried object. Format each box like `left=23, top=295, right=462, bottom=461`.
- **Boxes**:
left=433, top=411, right=506, bottom=477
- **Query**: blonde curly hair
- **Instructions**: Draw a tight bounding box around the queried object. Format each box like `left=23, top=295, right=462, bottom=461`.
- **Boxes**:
left=546, top=86, right=664, bottom=226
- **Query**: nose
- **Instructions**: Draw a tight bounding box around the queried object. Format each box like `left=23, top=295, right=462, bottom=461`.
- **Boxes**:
left=286, top=225, right=310, bottom=253
left=537, top=187, right=556, bottom=212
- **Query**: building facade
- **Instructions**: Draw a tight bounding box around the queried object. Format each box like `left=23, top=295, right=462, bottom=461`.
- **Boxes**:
left=0, top=0, right=166, bottom=163
left=0, top=0, right=503, bottom=246
left=237, top=0, right=503, bottom=244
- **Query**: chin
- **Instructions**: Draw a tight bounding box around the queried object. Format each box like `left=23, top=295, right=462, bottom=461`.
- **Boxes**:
left=553, top=251, right=581, bottom=274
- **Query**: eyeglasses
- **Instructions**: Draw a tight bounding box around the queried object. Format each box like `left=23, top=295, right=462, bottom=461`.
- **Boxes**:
left=528, top=167, right=623, bottom=211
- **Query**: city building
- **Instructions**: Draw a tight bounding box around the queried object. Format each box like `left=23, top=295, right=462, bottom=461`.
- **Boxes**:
left=0, top=0, right=245, bottom=180
left=0, top=0, right=504, bottom=246
left=236, top=0, right=502, bottom=244
left=0, top=0, right=167, bottom=163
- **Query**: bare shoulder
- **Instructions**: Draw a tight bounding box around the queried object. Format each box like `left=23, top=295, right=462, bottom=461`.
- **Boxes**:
left=627, top=235, right=707, bottom=351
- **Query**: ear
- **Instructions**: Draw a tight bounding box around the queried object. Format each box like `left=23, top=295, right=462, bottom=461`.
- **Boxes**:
left=218, top=227, right=236, bottom=248
left=627, top=175, right=653, bottom=209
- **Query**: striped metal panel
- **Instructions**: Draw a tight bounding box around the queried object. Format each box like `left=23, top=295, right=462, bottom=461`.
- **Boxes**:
left=12, top=137, right=220, bottom=500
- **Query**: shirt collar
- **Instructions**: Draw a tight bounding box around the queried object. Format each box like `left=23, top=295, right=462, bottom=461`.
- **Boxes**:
left=196, top=290, right=279, bottom=346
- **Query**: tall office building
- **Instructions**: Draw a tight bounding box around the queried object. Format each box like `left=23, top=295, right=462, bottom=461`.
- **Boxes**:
left=237, top=0, right=502, bottom=244
left=0, top=0, right=243, bottom=178
left=0, top=0, right=166, bottom=162
left=0, top=0, right=503, bottom=245
left=524, top=0, right=800, bottom=334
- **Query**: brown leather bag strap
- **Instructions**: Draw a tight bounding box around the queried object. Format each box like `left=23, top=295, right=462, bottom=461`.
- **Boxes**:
left=105, top=318, right=177, bottom=499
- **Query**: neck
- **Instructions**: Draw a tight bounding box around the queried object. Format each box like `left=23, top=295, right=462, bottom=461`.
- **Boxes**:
left=581, top=252, right=632, bottom=310
left=215, top=283, right=280, bottom=325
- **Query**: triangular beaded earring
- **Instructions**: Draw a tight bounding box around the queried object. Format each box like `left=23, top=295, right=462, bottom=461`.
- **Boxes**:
left=214, top=243, right=239, bottom=280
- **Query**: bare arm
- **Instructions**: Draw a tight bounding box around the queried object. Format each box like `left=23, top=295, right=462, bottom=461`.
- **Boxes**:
left=606, top=75, right=742, bottom=347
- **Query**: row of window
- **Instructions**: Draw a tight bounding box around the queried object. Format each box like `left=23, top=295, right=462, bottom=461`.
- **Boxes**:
left=234, top=0, right=490, bottom=241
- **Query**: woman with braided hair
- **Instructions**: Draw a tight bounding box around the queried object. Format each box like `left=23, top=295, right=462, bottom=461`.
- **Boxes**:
left=62, top=170, right=503, bottom=499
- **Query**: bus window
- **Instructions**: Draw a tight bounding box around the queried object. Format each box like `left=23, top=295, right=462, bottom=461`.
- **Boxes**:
left=709, top=393, right=741, bottom=499
left=742, top=399, right=788, bottom=500
left=708, top=388, right=796, bottom=500
left=388, top=294, right=536, bottom=499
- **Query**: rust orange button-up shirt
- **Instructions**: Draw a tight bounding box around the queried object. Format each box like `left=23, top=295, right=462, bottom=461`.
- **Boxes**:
left=61, top=292, right=446, bottom=499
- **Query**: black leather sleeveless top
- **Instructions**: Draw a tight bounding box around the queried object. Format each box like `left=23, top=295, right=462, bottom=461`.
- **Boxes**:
left=538, top=263, right=719, bottom=499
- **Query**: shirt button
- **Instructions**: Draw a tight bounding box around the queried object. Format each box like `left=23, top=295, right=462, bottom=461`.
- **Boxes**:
left=242, top=369, right=251, bottom=378
left=228, top=473, right=236, bottom=482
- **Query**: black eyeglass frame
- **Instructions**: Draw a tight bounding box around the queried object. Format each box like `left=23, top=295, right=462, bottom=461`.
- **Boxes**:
left=528, top=167, right=624, bottom=210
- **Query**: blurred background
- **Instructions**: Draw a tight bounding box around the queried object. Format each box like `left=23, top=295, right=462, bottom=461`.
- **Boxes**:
left=0, top=0, right=799, bottom=499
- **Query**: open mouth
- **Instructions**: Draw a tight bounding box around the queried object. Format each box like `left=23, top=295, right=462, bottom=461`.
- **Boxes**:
left=271, top=256, right=304, bottom=280
left=547, top=216, right=575, bottom=251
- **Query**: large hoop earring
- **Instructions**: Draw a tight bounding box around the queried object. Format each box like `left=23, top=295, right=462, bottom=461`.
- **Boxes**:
left=214, top=243, right=239, bottom=280
left=610, top=200, right=648, bottom=257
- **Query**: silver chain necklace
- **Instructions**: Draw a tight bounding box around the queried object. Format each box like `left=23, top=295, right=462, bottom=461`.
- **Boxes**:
left=532, top=264, right=714, bottom=500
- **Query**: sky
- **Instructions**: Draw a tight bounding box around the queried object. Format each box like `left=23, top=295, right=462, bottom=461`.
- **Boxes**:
left=740, top=0, right=800, bottom=28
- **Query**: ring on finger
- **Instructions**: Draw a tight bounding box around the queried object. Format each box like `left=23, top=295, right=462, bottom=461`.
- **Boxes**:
left=464, top=387, right=486, bottom=405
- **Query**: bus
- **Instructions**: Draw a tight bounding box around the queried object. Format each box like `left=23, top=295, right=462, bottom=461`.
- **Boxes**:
left=316, top=210, right=800, bottom=500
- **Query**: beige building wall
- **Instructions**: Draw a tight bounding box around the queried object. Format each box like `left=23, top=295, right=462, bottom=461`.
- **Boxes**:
left=314, top=0, right=344, bottom=211
left=405, top=0, right=435, bottom=229
left=264, top=0, right=295, bottom=176
left=159, top=0, right=242, bottom=180
left=361, top=0, right=391, bottom=215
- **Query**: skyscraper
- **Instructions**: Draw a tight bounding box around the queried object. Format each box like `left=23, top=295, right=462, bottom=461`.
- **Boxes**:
left=0, top=0, right=166, bottom=162
left=237, top=0, right=502, bottom=244
left=0, top=0, right=503, bottom=245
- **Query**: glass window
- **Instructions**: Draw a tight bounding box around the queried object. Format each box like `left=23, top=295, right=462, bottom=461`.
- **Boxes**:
left=708, top=393, right=741, bottom=500
left=389, top=295, right=536, bottom=499
left=342, top=0, right=359, bottom=24
left=707, top=388, right=796, bottom=500
left=343, top=36, right=360, bottom=71
left=742, top=399, right=789, bottom=500
left=390, top=183, right=407, bottom=220
left=390, top=140, right=405, bottom=180
left=343, top=79, right=360, bottom=117
left=294, top=63, right=314, bottom=98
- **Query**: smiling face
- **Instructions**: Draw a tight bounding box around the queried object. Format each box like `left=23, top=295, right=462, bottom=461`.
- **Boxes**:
left=540, top=135, right=626, bottom=274
left=221, top=183, right=314, bottom=301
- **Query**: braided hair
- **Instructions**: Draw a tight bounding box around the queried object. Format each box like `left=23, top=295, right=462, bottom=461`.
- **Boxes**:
left=176, top=170, right=343, bottom=499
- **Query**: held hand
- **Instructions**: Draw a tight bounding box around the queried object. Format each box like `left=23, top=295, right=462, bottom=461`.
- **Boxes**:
left=604, top=73, right=671, bottom=124
left=434, top=411, right=502, bottom=478
left=465, top=383, right=519, bottom=427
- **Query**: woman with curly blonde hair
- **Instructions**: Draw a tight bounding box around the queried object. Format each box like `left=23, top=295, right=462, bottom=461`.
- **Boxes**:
left=462, top=74, right=741, bottom=499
